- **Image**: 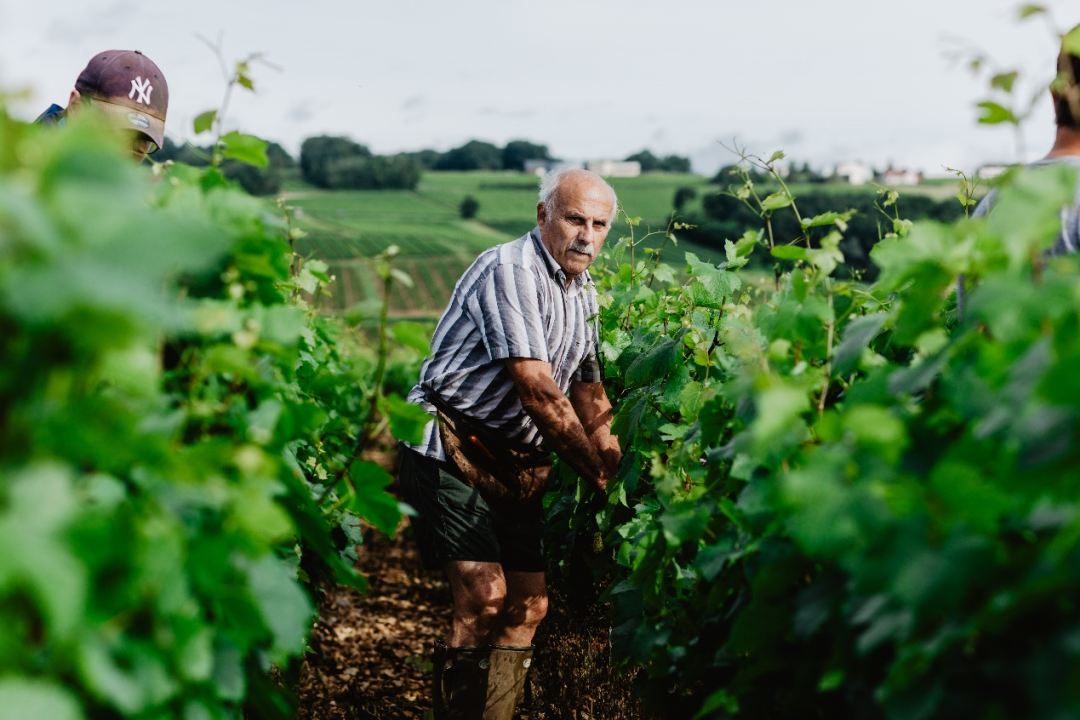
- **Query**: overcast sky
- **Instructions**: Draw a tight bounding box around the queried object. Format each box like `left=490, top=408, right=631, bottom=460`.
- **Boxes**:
left=0, top=0, right=1075, bottom=176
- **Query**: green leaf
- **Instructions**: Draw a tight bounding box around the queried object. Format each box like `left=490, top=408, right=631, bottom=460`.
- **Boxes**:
left=771, top=245, right=807, bottom=261
left=193, top=110, right=217, bottom=135
left=686, top=252, right=741, bottom=308
left=1018, top=4, right=1046, bottom=18
left=806, top=231, right=845, bottom=275
left=386, top=393, right=432, bottom=446
left=734, top=229, right=761, bottom=257
left=390, top=267, right=414, bottom=289
left=626, top=338, right=678, bottom=387
left=390, top=321, right=431, bottom=355
left=752, top=384, right=810, bottom=448
left=976, top=101, right=1018, bottom=125
left=1065, top=24, right=1080, bottom=56
left=833, top=312, right=889, bottom=375
left=0, top=680, right=84, bottom=720
left=724, top=240, right=748, bottom=271
left=818, top=669, right=845, bottom=692
left=694, top=688, right=739, bottom=718
left=989, top=71, right=1019, bottom=93
left=347, top=460, right=401, bottom=534
left=761, top=191, right=793, bottom=212
left=801, top=210, right=852, bottom=231
left=245, top=555, right=313, bottom=661
left=220, top=131, right=269, bottom=168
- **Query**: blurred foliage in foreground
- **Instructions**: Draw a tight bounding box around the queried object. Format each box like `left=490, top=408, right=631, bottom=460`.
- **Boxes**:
left=547, top=144, right=1080, bottom=719
left=0, top=105, right=428, bottom=718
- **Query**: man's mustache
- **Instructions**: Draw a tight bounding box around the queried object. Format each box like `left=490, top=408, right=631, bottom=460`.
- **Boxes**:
left=568, top=241, right=595, bottom=257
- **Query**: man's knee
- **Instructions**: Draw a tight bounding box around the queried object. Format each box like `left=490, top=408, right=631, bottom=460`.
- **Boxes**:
left=502, top=591, right=548, bottom=630
left=454, top=580, right=507, bottom=634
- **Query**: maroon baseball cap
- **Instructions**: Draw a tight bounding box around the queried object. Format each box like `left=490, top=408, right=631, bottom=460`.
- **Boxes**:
left=75, top=50, right=168, bottom=150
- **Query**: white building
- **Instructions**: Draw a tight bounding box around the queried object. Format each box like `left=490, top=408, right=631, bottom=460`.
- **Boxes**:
left=585, top=160, right=642, bottom=178
left=879, top=167, right=923, bottom=186
left=525, top=159, right=585, bottom=176
left=977, top=164, right=1010, bottom=180
left=835, top=160, right=873, bottom=186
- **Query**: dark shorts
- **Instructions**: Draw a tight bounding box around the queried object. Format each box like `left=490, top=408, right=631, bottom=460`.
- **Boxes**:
left=397, top=445, right=547, bottom=573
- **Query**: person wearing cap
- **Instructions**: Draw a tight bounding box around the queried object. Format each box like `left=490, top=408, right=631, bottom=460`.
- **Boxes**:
left=36, top=49, right=168, bottom=162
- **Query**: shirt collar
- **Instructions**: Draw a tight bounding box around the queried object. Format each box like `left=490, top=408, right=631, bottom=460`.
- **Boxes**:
left=530, top=227, right=591, bottom=295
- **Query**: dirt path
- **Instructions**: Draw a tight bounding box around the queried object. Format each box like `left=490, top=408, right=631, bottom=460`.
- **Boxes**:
left=297, top=528, right=651, bottom=720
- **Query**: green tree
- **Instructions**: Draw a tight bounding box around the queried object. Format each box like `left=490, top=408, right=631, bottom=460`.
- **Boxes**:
left=325, top=154, right=421, bottom=190
left=403, top=148, right=444, bottom=170
left=673, top=186, right=697, bottom=211
left=434, top=140, right=503, bottom=171
left=625, top=149, right=692, bottom=173
left=502, top=140, right=552, bottom=172
left=300, top=135, right=372, bottom=188
left=460, top=195, right=480, bottom=219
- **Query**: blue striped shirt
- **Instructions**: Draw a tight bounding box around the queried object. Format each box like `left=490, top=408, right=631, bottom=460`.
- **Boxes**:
left=407, top=228, right=602, bottom=460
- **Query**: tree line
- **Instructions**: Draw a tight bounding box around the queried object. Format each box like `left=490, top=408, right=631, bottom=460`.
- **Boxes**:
left=155, top=135, right=693, bottom=195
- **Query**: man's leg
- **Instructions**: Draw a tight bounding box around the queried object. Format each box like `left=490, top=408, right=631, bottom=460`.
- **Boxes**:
left=494, top=571, right=547, bottom=646
left=444, top=560, right=507, bottom=646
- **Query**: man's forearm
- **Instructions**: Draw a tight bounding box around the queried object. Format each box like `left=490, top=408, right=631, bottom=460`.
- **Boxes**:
left=570, top=381, right=622, bottom=479
left=521, top=391, right=610, bottom=488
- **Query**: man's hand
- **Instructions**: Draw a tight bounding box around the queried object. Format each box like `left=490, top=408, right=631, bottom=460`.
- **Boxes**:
left=570, top=380, right=622, bottom=480
left=505, top=359, right=612, bottom=491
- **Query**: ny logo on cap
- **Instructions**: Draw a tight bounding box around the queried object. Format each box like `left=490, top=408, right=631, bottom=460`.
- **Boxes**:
left=129, top=77, right=153, bottom=105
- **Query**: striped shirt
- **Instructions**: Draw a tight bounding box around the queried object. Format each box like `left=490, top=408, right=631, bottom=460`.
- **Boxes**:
left=407, top=228, right=602, bottom=460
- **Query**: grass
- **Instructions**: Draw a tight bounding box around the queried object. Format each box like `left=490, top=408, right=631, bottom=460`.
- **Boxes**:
left=288, top=170, right=901, bottom=315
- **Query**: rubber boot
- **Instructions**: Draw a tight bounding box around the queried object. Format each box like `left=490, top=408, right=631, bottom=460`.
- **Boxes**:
left=433, top=641, right=490, bottom=720
left=485, top=645, right=534, bottom=720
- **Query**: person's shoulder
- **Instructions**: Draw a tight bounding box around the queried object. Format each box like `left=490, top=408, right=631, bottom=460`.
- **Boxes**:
left=34, top=104, right=66, bottom=126
left=490, top=231, right=544, bottom=271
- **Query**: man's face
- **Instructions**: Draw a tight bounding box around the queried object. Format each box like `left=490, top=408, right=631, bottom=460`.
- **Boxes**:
left=536, top=171, right=615, bottom=283
left=68, top=90, right=158, bottom=162
left=123, top=131, right=157, bottom=162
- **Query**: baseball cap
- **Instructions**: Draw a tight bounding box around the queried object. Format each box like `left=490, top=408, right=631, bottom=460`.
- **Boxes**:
left=75, top=50, right=168, bottom=150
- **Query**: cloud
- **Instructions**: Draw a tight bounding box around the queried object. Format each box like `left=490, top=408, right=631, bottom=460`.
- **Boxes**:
left=286, top=99, right=315, bottom=123
left=474, top=106, right=537, bottom=119
left=401, top=95, right=426, bottom=111
left=46, top=2, right=140, bottom=45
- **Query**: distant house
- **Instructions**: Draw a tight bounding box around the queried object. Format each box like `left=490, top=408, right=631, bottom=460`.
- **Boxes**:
left=835, top=160, right=873, bottom=186
left=585, top=160, right=642, bottom=178
left=878, top=166, right=923, bottom=186
left=525, top=159, right=585, bottom=176
left=977, top=164, right=1010, bottom=180
left=525, top=159, right=558, bottom=176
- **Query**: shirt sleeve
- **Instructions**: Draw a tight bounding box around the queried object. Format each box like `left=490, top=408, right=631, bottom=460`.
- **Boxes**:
left=573, top=294, right=602, bottom=383
left=573, top=350, right=602, bottom=383
left=465, top=263, right=550, bottom=363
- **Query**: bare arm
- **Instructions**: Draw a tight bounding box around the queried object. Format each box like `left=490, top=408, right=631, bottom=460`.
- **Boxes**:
left=505, top=358, right=611, bottom=490
left=569, top=380, right=622, bottom=479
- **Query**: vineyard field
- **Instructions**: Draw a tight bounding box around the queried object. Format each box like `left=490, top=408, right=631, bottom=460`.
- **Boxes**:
left=285, top=171, right=731, bottom=315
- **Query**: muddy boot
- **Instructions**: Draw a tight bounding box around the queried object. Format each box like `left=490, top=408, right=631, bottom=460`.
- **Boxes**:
left=485, top=645, right=534, bottom=720
left=433, top=642, right=491, bottom=720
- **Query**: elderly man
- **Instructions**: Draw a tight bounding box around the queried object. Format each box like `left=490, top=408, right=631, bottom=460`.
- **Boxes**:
left=401, top=168, right=621, bottom=719
left=36, top=49, right=169, bottom=162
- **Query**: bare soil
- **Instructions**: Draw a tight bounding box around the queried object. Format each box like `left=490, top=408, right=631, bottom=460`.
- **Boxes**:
left=296, top=528, right=652, bottom=720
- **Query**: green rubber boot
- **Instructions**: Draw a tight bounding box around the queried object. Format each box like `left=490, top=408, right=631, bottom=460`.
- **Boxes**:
left=486, top=646, right=534, bottom=720
left=433, top=641, right=490, bottom=720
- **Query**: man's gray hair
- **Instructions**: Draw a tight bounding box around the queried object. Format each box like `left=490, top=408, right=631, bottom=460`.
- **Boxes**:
left=538, top=166, right=619, bottom=225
